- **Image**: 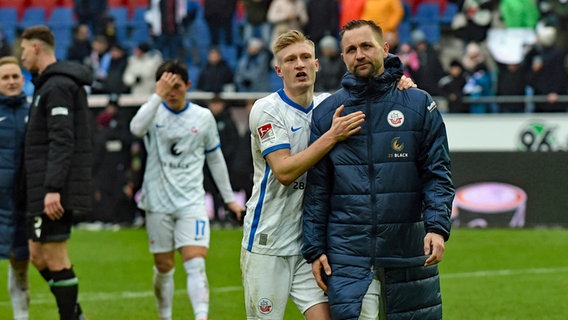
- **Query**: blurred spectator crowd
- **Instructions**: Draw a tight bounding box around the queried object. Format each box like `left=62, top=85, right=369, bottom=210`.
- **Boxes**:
left=1, top=0, right=568, bottom=225
left=0, top=0, right=567, bottom=113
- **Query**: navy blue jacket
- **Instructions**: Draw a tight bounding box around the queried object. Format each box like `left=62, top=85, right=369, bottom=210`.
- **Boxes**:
left=302, top=55, right=454, bottom=319
left=0, top=92, right=29, bottom=258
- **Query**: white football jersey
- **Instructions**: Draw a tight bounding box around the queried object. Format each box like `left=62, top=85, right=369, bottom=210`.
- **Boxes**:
left=137, top=101, right=220, bottom=214
left=242, top=89, right=330, bottom=256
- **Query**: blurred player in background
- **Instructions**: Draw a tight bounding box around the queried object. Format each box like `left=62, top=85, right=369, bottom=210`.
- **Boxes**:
left=130, top=60, right=244, bottom=320
left=0, top=56, right=30, bottom=320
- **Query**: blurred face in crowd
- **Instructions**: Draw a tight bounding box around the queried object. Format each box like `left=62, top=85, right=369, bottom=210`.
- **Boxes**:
left=274, top=41, right=319, bottom=94
left=208, top=49, right=222, bottom=65
left=76, top=24, right=90, bottom=41
left=0, top=60, right=24, bottom=97
left=341, top=25, right=388, bottom=78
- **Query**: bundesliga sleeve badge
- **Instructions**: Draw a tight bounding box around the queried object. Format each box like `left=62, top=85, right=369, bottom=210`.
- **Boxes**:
left=258, top=123, right=275, bottom=142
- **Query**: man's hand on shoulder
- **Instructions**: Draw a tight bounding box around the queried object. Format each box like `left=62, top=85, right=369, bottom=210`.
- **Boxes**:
left=397, top=75, right=417, bottom=90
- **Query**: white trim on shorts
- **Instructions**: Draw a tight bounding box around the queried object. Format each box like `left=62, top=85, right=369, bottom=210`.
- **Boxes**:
left=240, top=248, right=328, bottom=319
left=145, top=208, right=210, bottom=253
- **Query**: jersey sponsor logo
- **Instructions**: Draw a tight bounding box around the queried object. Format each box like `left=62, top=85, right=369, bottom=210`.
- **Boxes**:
left=258, top=123, right=274, bottom=141
left=387, top=110, right=404, bottom=127
left=170, top=142, right=182, bottom=156
left=51, top=106, right=69, bottom=116
left=155, top=123, right=165, bottom=128
left=291, top=126, right=302, bottom=132
left=258, top=298, right=273, bottom=314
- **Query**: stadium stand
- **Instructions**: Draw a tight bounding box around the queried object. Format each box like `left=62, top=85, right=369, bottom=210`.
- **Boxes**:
left=47, top=6, right=75, bottom=29
left=0, top=0, right=25, bottom=18
left=28, top=0, right=58, bottom=18
left=0, top=7, right=18, bottom=43
left=18, top=6, right=46, bottom=29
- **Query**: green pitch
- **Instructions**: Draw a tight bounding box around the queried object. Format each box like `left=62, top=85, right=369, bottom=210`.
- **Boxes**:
left=1, top=228, right=567, bottom=319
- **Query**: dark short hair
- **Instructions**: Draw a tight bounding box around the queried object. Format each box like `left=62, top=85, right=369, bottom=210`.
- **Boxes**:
left=155, top=60, right=189, bottom=83
left=340, top=20, right=383, bottom=41
left=21, top=25, right=55, bottom=48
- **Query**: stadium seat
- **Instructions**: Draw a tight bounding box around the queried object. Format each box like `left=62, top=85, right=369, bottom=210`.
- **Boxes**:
left=397, top=21, right=412, bottom=45
left=59, top=0, right=74, bottom=7
left=108, top=0, right=127, bottom=8
left=188, top=64, right=201, bottom=92
left=131, top=7, right=147, bottom=27
left=128, top=0, right=149, bottom=10
left=108, top=6, right=130, bottom=28
left=0, top=7, right=18, bottom=44
left=419, top=22, right=441, bottom=44
left=55, top=45, right=68, bottom=60
left=18, top=7, right=47, bottom=29
left=269, top=70, right=281, bottom=91
left=440, top=2, right=459, bottom=25
left=410, top=2, right=440, bottom=24
left=52, top=27, right=73, bottom=47
left=47, top=6, right=76, bottom=29
left=128, top=25, right=150, bottom=48
left=0, top=0, right=25, bottom=18
left=28, top=0, right=58, bottom=18
left=219, top=44, right=238, bottom=70
left=108, top=6, right=129, bottom=43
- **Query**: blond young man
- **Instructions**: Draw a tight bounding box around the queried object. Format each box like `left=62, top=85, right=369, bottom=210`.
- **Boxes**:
left=241, top=29, right=414, bottom=319
left=0, top=56, right=30, bottom=320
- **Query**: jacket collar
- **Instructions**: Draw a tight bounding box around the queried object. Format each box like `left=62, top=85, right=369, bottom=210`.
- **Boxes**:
left=341, top=54, right=403, bottom=98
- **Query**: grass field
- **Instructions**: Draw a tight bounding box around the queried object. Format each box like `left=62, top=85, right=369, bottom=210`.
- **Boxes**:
left=1, top=227, right=567, bottom=319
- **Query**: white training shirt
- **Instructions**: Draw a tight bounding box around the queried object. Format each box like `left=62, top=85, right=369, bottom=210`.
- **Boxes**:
left=242, top=89, right=331, bottom=256
left=130, top=94, right=234, bottom=214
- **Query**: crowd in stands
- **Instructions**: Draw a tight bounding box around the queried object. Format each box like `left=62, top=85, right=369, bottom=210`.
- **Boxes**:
left=1, top=0, right=567, bottom=225
left=0, top=0, right=567, bottom=113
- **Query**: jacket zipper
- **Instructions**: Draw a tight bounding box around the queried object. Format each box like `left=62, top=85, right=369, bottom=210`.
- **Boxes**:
left=367, top=97, right=378, bottom=274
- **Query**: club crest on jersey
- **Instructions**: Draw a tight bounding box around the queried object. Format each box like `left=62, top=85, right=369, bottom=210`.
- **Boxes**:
left=258, top=298, right=273, bottom=314
left=387, top=110, right=404, bottom=128
left=258, top=123, right=274, bottom=141
left=191, top=126, right=199, bottom=134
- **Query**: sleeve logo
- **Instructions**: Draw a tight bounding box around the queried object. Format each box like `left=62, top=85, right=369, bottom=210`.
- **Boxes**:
left=51, top=106, right=69, bottom=116
left=257, top=123, right=274, bottom=141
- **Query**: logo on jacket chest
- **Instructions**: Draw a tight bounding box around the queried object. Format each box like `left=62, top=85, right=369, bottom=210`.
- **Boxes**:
left=387, top=110, right=404, bottom=127
left=388, top=137, right=408, bottom=158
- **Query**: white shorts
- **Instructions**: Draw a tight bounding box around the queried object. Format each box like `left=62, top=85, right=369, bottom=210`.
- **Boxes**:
left=360, top=277, right=381, bottom=320
left=240, top=249, right=327, bottom=319
left=145, top=208, right=210, bottom=253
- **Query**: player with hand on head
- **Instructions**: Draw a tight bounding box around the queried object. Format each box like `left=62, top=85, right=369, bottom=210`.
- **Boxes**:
left=130, top=59, right=245, bottom=320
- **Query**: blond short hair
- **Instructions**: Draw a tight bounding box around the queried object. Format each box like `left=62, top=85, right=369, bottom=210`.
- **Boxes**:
left=0, top=56, right=19, bottom=68
left=272, top=30, right=315, bottom=56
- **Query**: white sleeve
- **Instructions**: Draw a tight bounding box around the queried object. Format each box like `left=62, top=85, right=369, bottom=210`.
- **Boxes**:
left=205, top=148, right=235, bottom=204
left=130, top=94, right=162, bottom=137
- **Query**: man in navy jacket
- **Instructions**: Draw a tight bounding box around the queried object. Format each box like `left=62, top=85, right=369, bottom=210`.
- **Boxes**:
left=302, top=20, right=454, bottom=320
